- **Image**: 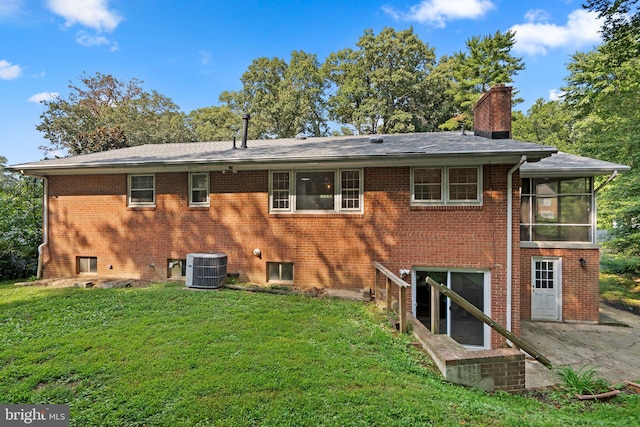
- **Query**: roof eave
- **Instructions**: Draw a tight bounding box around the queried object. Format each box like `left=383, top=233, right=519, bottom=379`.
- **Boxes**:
left=10, top=149, right=557, bottom=176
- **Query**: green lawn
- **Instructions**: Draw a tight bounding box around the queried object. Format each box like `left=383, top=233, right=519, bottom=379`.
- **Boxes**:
left=1, top=281, right=638, bottom=426
left=600, top=273, right=640, bottom=311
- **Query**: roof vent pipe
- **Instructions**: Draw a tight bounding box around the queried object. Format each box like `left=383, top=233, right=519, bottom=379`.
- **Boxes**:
left=241, top=113, right=250, bottom=149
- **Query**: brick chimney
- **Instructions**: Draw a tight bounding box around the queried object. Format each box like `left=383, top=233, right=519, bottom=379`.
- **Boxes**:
left=473, top=84, right=512, bottom=139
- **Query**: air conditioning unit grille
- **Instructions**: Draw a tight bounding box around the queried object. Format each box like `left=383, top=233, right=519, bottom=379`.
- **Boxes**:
left=186, top=253, right=227, bottom=289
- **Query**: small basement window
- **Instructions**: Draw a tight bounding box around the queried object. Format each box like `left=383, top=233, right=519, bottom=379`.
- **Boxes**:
left=77, top=256, right=97, bottom=274
left=267, top=262, right=294, bottom=283
left=168, top=259, right=186, bottom=278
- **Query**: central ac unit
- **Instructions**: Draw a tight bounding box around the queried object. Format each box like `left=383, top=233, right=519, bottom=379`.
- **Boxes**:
left=186, top=253, right=227, bottom=289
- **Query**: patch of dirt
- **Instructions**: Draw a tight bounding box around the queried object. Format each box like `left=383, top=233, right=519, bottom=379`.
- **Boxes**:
left=14, top=277, right=157, bottom=289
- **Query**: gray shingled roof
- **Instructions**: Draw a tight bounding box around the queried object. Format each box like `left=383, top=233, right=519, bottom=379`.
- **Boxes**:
left=8, top=131, right=629, bottom=176
left=10, top=131, right=559, bottom=175
left=521, top=152, right=630, bottom=177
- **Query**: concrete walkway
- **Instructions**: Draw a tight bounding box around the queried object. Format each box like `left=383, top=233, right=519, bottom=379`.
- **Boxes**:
left=522, top=303, right=640, bottom=389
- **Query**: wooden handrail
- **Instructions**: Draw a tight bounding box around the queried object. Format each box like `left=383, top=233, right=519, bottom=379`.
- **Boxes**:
left=372, top=261, right=409, bottom=333
left=425, top=276, right=552, bottom=368
left=372, top=262, right=410, bottom=288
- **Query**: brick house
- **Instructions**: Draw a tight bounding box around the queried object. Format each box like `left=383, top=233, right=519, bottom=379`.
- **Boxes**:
left=10, top=85, right=628, bottom=351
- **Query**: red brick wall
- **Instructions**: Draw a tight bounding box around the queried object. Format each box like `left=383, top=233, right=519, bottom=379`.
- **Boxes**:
left=520, top=247, right=600, bottom=322
left=44, top=165, right=520, bottom=346
left=473, top=85, right=512, bottom=138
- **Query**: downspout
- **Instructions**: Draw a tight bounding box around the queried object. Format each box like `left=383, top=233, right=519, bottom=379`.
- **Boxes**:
left=506, top=155, right=526, bottom=336
left=23, top=172, right=48, bottom=280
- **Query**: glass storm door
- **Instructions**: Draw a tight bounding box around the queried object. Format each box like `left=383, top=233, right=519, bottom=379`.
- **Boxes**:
left=449, top=272, right=486, bottom=347
left=413, top=270, right=488, bottom=349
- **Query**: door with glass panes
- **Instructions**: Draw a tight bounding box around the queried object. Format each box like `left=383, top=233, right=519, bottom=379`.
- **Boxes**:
left=413, top=269, right=489, bottom=349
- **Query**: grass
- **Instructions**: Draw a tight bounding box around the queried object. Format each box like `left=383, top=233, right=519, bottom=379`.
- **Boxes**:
left=600, top=273, right=640, bottom=312
left=1, top=281, right=639, bottom=426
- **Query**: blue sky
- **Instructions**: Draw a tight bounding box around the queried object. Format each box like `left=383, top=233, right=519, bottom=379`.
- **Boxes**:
left=1, top=0, right=603, bottom=166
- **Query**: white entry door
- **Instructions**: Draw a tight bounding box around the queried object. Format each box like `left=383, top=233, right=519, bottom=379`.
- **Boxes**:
left=531, top=258, right=562, bottom=321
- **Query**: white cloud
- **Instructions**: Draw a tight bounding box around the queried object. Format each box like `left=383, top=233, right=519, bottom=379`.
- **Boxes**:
left=511, top=9, right=602, bottom=55
left=383, top=0, right=495, bottom=28
left=549, top=89, right=565, bottom=101
left=199, top=50, right=212, bottom=67
left=0, top=0, right=23, bottom=17
left=75, top=31, right=118, bottom=51
left=46, top=0, right=122, bottom=32
left=28, top=92, right=60, bottom=103
left=0, top=60, right=22, bottom=80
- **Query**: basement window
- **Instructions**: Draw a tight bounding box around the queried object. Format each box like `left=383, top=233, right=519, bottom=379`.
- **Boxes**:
left=77, top=256, right=97, bottom=274
left=167, top=259, right=186, bottom=278
left=267, top=262, right=294, bottom=283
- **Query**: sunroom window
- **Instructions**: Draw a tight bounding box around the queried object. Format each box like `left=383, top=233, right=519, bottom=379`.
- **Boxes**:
left=520, top=177, right=593, bottom=242
left=269, top=169, right=362, bottom=213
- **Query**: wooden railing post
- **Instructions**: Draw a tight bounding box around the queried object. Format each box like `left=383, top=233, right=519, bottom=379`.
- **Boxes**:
left=372, top=261, right=411, bottom=334
left=399, top=286, right=407, bottom=333
left=430, top=285, right=440, bottom=334
left=386, top=277, right=392, bottom=313
left=374, top=268, right=380, bottom=305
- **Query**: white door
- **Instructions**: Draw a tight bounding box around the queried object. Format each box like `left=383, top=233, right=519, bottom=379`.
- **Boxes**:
left=531, top=258, right=562, bottom=321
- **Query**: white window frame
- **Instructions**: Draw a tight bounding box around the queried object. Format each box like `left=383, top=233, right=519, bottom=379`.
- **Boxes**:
left=269, top=169, right=363, bottom=214
left=411, top=166, right=482, bottom=206
left=128, top=174, right=156, bottom=207
left=77, top=256, right=97, bottom=274
left=411, top=268, right=491, bottom=350
left=189, top=172, right=210, bottom=207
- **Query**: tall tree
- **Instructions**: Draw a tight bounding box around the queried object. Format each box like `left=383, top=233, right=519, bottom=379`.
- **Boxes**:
left=188, top=105, right=242, bottom=142
left=584, top=0, right=640, bottom=63
left=563, top=3, right=640, bottom=254
left=0, top=157, right=42, bottom=279
left=452, top=30, right=525, bottom=124
left=512, top=99, right=575, bottom=152
left=37, top=72, right=193, bottom=156
left=221, top=51, right=328, bottom=139
left=323, top=27, right=446, bottom=135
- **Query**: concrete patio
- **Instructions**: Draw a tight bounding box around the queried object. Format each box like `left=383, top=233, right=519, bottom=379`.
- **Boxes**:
left=522, top=303, right=640, bottom=389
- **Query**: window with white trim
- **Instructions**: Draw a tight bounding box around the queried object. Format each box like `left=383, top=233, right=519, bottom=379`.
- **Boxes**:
left=77, top=256, right=97, bottom=274
left=129, top=174, right=155, bottom=206
left=189, top=172, right=210, bottom=207
left=269, top=169, right=362, bottom=213
left=412, top=166, right=482, bottom=206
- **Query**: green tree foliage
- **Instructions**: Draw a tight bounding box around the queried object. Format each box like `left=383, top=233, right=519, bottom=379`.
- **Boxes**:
left=452, top=30, right=524, bottom=123
left=37, top=72, right=193, bottom=156
left=188, top=106, right=242, bottom=142
left=512, top=99, right=575, bottom=151
left=323, top=27, right=452, bottom=135
left=584, top=0, right=640, bottom=63
left=221, top=51, right=328, bottom=139
left=563, top=1, right=640, bottom=254
left=0, top=157, right=42, bottom=279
